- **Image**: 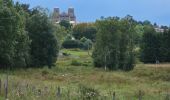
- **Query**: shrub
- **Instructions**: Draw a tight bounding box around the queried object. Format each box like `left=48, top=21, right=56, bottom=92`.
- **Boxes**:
left=62, top=52, right=70, bottom=56
left=62, top=40, right=83, bottom=49
left=62, top=35, right=93, bottom=50
left=82, top=61, right=92, bottom=67
left=72, top=23, right=97, bottom=41
left=80, top=37, right=93, bottom=50
left=79, top=84, right=100, bottom=100
left=71, top=59, right=82, bottom=66
left=41, top=68, right=49, bottom=76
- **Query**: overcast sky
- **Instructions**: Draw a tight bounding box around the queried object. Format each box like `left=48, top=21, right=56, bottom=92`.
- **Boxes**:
left=14, top=0, right=170, bottom=26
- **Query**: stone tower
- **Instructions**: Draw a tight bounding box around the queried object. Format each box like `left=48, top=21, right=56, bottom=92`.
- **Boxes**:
left=53, top=7, right=60, bottom=22
left=52, top=7, right=76, bottom=25
left=68, top=8, right=76, bottom=22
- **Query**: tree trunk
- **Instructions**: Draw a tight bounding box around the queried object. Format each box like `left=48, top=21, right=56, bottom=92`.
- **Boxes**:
left=0, top=79, right=1, bottom=95
left=105, top=54, right=107, bottom=71
left=5, top=74, right=8, bottom=99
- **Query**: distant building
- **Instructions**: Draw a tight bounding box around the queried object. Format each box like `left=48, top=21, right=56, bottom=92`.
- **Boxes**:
left=154, top=25, right=164, bottom=33
left=52, top=7, right=76, bottom=25
left=154, top=27, right=164, bottom=33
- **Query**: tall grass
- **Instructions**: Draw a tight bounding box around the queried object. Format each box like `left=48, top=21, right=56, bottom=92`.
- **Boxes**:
left=0, top=49, right=169, bottom=99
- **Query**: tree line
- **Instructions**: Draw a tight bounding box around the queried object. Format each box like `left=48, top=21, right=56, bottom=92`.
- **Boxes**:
left=0, top=0, right=170, bottom=71
left=0, top=0, right=59, bottom=69
left=140, top=25, right=170, bottom=63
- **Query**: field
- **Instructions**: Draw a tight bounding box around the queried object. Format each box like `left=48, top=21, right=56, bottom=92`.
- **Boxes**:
left=0, top=49, right=170, bottom=100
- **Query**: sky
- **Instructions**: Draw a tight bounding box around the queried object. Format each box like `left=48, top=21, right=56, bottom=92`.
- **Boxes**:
left=14, top=0, right=170, bottom=26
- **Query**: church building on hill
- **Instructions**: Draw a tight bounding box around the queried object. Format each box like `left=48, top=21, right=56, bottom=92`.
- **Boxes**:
left=52, top=7, right=76, bottom=25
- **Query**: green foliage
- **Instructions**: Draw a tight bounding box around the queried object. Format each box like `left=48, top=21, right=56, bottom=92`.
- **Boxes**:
left=62, top=36, right=93, bottom=50
left=142, top=20, right=152, bottom=26
left=93, top=17, right=120, bottom=70
left=0, top=1, right=31, bottom=68
left=134, top=24, right=144, bottom=46
left=0, top=49, right=170, bottom=99
left=0, top=0, right=13, bottom=7
left=62, top=34, right=82, bottom=49
left=41, top=67, right=50, bottom=76
left=93, top=16, right=135, bottom=71
left=54, top=24, right=68, bottom=47
left=140, top=22, right=170, bottom=63
left=62, top=39, right=82, bottom=49
left=72, top=23, right=97, bottom=41
left=159, top=29, right=170, bottom=62
left=59, top=20, right=72, bottom=30
left=80, top=37, right=93, bottom=50
left=27, top=7, right=59, bottom=68
left=71, top=59, right=82, bottom=66
left=140, top=25, right=161, bottom=63
left=65, top=34, right=73, bottom=40
left=79, top=84, right=100, bottom=100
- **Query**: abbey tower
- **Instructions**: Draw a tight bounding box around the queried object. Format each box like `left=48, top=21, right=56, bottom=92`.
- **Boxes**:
left=52, top=7, right=76, bottom=25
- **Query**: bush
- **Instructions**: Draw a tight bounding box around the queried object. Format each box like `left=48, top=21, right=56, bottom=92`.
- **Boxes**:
left=62, top=40, right=83, bottom=49
left=79, top=84, right=100, bottom=100
left=80, top=37, right=93, bottom=50
left=82, top=61, right=92, bottom=67
left=71, top=59, right=82, bottom=66
left=72, top=23, right=97, bottom=41
left=41, top=69, right=49, bottom=76
left=62, top=52, right=70, bottom=56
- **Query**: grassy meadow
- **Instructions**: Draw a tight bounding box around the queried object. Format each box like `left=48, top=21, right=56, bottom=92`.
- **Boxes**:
left=0, top=49, right=170, bottom=100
